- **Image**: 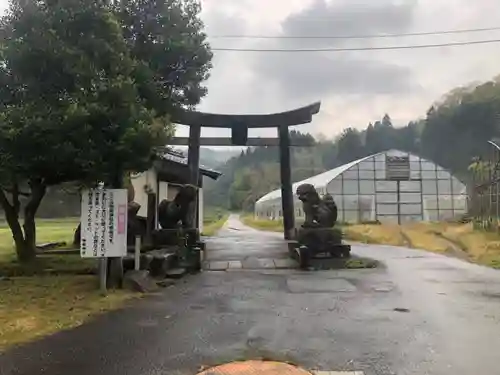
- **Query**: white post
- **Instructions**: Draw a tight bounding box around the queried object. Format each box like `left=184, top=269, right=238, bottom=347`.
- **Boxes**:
left=134, top=236, right=141, bottom=271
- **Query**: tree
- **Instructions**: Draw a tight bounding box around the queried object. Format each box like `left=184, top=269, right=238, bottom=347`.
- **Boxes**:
left=318, top=140, right=339, bottom=170
left=394, top=121, right=419, bottom=153
left=364, top=122, right=377, bottom=154
left=336, top=128, right=365, bottom=163
left=113, top=0, right=213, bottom=115
left=365, top=115, right=396, bottom=154
left=0, top=0, right=176, bottom=261
left=381, top=113, right=393, bottom=128
left=420, top=80, right=500, bottom=175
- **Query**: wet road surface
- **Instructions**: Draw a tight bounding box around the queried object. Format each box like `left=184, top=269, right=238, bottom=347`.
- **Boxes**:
left=2, top=215, right=500, bottom=375
left=203, top=216, right=297, bottom=270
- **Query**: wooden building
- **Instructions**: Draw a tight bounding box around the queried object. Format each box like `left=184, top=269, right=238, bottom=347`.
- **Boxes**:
left=130, top=149, right=221, bottom=233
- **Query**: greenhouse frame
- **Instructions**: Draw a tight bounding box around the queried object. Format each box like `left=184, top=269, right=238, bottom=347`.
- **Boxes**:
left=254, top=149, right=468, bottom=224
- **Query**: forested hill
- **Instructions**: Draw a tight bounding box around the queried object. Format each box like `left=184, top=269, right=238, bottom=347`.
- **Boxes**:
left=205, top=77, right=500, bottom=211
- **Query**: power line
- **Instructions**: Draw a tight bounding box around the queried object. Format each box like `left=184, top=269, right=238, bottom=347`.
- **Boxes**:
left=211, top=38, right=500, bottom=52
left=209, top=26, right=500, bottom=40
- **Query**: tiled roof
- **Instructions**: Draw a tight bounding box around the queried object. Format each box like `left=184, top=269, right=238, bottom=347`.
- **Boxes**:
left=158, top=149, right=222, bottom=180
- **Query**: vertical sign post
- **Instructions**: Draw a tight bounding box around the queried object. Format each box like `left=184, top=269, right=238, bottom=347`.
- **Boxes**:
left=134, top=236, right=141, bottom=271
left=80, top=188, right=128, bottom=294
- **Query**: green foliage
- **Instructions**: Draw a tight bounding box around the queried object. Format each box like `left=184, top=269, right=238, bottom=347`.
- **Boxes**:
left=336, top=127, right=365, bottom=164
left=420, top=80, right=500, bottom=178
left=203, top=207, right=227, bottom=225
left=0, top=0, right=212, bottom=261
left=205, top=131, right=323, bottom=210
left=0, top=0, right=162, bottom=185
left=113, top=0, right=212, bottom=114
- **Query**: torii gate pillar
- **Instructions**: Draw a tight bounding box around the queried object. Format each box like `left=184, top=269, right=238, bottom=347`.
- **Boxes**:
left=278, top=125, right=294, bottom=239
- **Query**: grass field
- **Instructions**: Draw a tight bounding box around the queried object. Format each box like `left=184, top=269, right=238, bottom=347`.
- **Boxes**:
left=202, top=208, right=229, bottom=236
left=241, top=215, right=500, bottom=269
left=0, top=218, right=79, bottom=260
left=0, top=218, right=137, bottom=351
left=0, top=275, right=137, bottom=351
left=241, top=215, right=283, bottom=232
left=202, top=215, right=229, bottom=236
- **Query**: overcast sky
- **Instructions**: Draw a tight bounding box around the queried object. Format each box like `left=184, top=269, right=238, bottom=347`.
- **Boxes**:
left=196, top=0, right=500, bottom=139
left=2, top=0, right=500, bottom=140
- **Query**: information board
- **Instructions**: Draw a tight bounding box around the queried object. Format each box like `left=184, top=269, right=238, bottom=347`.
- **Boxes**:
left=80, top=188, right=128, bottom=258
left=386, top=156, right=410, bottom=181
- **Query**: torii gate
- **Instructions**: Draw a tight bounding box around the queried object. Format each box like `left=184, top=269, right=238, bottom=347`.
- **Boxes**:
left=169, top=101, right=321, bottom=240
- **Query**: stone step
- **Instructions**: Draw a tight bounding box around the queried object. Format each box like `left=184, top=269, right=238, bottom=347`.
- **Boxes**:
left=203, top=258, right=299, bottom=271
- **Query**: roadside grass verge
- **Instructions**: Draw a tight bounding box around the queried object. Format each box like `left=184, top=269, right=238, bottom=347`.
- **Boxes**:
left=0, top=218, right=138, bottom=351
left=241, top=216, right=407, bottom=246
left=240, top=215, right=283, bottom=232
left=202, top=214, right=229, bottom=236
left=399, top=223, right=452, bottom=254
left=438, top=223, right=500, bottom=268
left=241, top=216, right=500, bottom=269
left=0, top=275, right=138, bottom=351
left=342, top=224, right=408, bottom=247
left=202, top=208, right=229, bottom=236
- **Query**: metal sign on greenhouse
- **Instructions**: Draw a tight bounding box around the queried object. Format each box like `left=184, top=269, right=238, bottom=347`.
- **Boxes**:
left=80, top=188, right=128, bottom=258
left=386, top=156, right=410, bottom=181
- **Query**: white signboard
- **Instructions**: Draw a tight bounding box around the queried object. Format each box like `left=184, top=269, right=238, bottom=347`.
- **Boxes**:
left=80, top=188, right=128, bottom=258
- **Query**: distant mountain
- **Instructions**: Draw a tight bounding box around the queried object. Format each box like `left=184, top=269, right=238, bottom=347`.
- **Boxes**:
left=172, top=147, right=241, bottom=169
left=199, top=148, right=241, bottom=168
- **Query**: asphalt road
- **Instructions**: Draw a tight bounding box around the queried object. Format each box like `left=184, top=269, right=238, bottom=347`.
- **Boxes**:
left=1, top=215, right=500, bottom=375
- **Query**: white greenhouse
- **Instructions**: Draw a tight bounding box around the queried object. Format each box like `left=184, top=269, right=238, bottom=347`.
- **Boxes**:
left=255, top=149, right=468, bottom=224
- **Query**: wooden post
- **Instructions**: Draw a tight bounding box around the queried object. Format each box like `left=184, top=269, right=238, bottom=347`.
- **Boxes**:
left=145, top=192, right=157, bottom=246
left=187, top=125, right=201, bottom=230
left=197, top=175, right=203, bottom=231
left=134, top=236, right=141, bottom=271
left=107, top=258, right=124, bottom=289
left=278, top=125, right=295, bottom=240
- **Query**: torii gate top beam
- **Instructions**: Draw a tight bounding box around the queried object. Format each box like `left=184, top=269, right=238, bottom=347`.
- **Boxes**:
left=170, top=102, right=321, bottom=128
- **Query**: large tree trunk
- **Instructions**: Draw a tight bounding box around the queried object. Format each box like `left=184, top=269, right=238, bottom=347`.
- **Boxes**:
left=2, top=199, right=31, bottom=262
left=22, top=180, right=47, bottom=260
left=0, top=180, right=46, bottom=263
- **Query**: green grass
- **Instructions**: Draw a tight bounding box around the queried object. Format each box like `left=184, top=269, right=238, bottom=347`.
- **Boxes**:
left=240, top=216, right=500, bottom=269
left=0, top=218, right=79, bottom=260
left=202, top=214, right=229, bottom=236
left=201, top=207, right=229, bottom=236
left=0, top=275, right=138, bottom=351
left=241, top=215, right=283, bottom=232
left=0, top=218, right=137, bottom=351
